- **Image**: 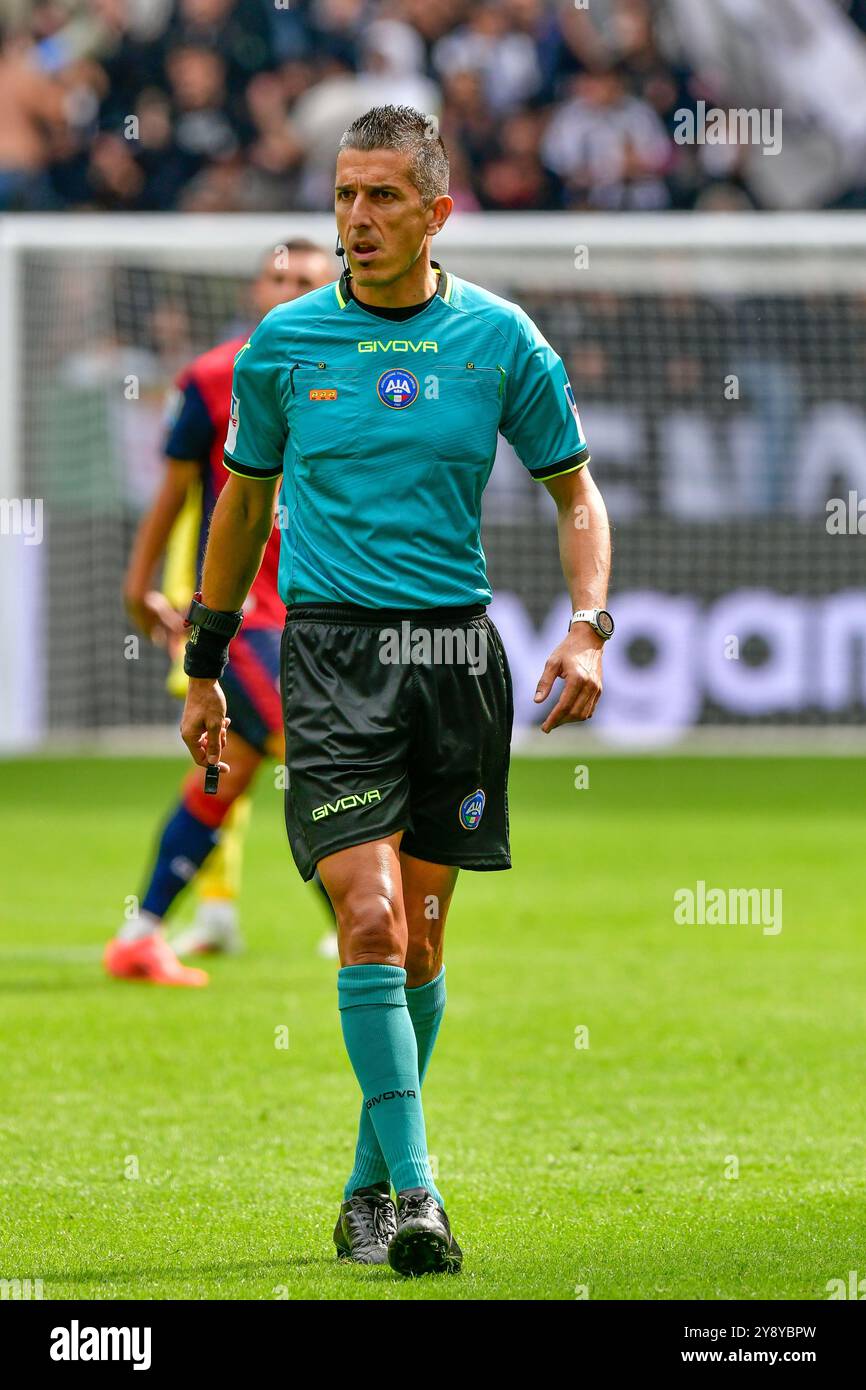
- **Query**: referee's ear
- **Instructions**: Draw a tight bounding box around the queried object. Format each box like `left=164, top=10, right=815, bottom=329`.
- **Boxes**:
left=426, top=194, right=454, bottom=238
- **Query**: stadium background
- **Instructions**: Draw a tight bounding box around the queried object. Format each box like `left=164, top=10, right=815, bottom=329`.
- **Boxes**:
left=2, top=0, right=866, bottom=1307
left=4, top=0, right=866, bottom=749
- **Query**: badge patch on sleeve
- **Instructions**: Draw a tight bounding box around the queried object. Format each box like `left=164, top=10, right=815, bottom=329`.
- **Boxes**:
left=564, top=382, right=584, bottom=437
left=225, top=393, right=239, bottom=453
left=458, top=789, right=486, bottom=830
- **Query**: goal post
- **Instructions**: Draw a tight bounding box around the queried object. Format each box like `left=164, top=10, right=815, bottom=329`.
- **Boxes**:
left=3, top=211, right=866, bottom=752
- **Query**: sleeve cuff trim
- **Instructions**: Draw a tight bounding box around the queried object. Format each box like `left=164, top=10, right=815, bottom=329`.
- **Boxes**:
left=529, top=447, right=590, bottom=482
left=223, top=454, right=283, bottom=481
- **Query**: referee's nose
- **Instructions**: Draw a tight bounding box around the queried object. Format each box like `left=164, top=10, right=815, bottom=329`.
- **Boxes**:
left=347, top=197, right=373, bottom=229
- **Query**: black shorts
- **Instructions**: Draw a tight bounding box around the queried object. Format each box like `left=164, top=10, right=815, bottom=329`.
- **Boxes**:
left=280, top=603, right=513, bottom=881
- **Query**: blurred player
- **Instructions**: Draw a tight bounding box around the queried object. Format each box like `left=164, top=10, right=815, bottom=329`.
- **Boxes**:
left=104, top=238, right=336, bottom=987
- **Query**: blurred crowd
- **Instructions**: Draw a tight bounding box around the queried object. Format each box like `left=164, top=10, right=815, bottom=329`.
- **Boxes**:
left=3, top=0, right=866, bottom=213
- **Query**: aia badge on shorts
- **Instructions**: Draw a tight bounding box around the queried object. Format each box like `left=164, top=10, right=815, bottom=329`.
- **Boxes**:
left=377, top=368, right=419, bottom=409
left=459, top=788, right=486, bottom=830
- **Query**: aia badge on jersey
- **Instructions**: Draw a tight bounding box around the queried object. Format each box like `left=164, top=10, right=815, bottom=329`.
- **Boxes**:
left=459, top=788, right=486, bottom=831
left=564, top=382, right=584, bottom=437
left=377, top=368, right=419, bottom=409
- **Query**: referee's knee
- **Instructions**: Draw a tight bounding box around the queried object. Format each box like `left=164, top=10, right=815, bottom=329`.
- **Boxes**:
left=336, top=889, right=405, bottom=967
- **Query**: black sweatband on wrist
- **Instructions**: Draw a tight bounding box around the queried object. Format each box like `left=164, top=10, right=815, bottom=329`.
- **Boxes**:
left=183, top=624, right=232, bottom=680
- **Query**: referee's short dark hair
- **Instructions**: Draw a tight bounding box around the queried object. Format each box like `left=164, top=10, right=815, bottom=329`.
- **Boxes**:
left=339, top=106, right=449, bottom=205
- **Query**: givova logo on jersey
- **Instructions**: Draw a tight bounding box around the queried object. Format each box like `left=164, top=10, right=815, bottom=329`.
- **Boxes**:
left=377, top=368, right=419, bottom=409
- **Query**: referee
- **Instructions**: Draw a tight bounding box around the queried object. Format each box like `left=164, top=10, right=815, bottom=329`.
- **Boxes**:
left=181, top=105, right=612, bottom=1278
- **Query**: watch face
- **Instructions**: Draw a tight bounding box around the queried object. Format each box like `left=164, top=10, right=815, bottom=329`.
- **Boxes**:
left=597, top=610, right=614, bottom=638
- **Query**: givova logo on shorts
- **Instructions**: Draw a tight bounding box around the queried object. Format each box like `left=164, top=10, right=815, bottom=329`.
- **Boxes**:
left=312, top=789, right=382, bottom=821
left=377, top=369, right=419, bottom=409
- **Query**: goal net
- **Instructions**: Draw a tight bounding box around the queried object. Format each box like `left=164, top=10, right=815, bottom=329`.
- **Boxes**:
left=3, top=213, right=866, bottom=750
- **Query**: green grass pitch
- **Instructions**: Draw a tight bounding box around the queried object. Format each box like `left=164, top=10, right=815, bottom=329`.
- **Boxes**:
left=1, top=754, right=864, bottom=1301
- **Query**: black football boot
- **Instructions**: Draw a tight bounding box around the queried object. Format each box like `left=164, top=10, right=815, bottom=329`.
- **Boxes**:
left=333, top=1184, right=397, bottom=1265
left=387, top=1188, right=463, bottom=1276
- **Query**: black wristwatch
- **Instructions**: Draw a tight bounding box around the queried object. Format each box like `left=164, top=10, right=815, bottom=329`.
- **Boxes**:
left=185, top=591, right=244, bottom=641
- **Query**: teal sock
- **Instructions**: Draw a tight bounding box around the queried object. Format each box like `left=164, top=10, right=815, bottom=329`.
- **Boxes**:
left=407, top=967, right=448, bottom=1084
left=338, top=964, right=442, bottom=1203
left=344, top=967, right=446, bottom=1198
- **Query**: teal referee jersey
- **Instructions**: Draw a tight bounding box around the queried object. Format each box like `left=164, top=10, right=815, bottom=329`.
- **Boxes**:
left=223, top=263, right=590, bottom=608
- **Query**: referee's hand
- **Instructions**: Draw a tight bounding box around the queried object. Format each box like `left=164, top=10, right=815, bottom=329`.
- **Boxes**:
left=180, top=678, right=231, bottom=771
left=534, top=630, right=603, bottom=732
